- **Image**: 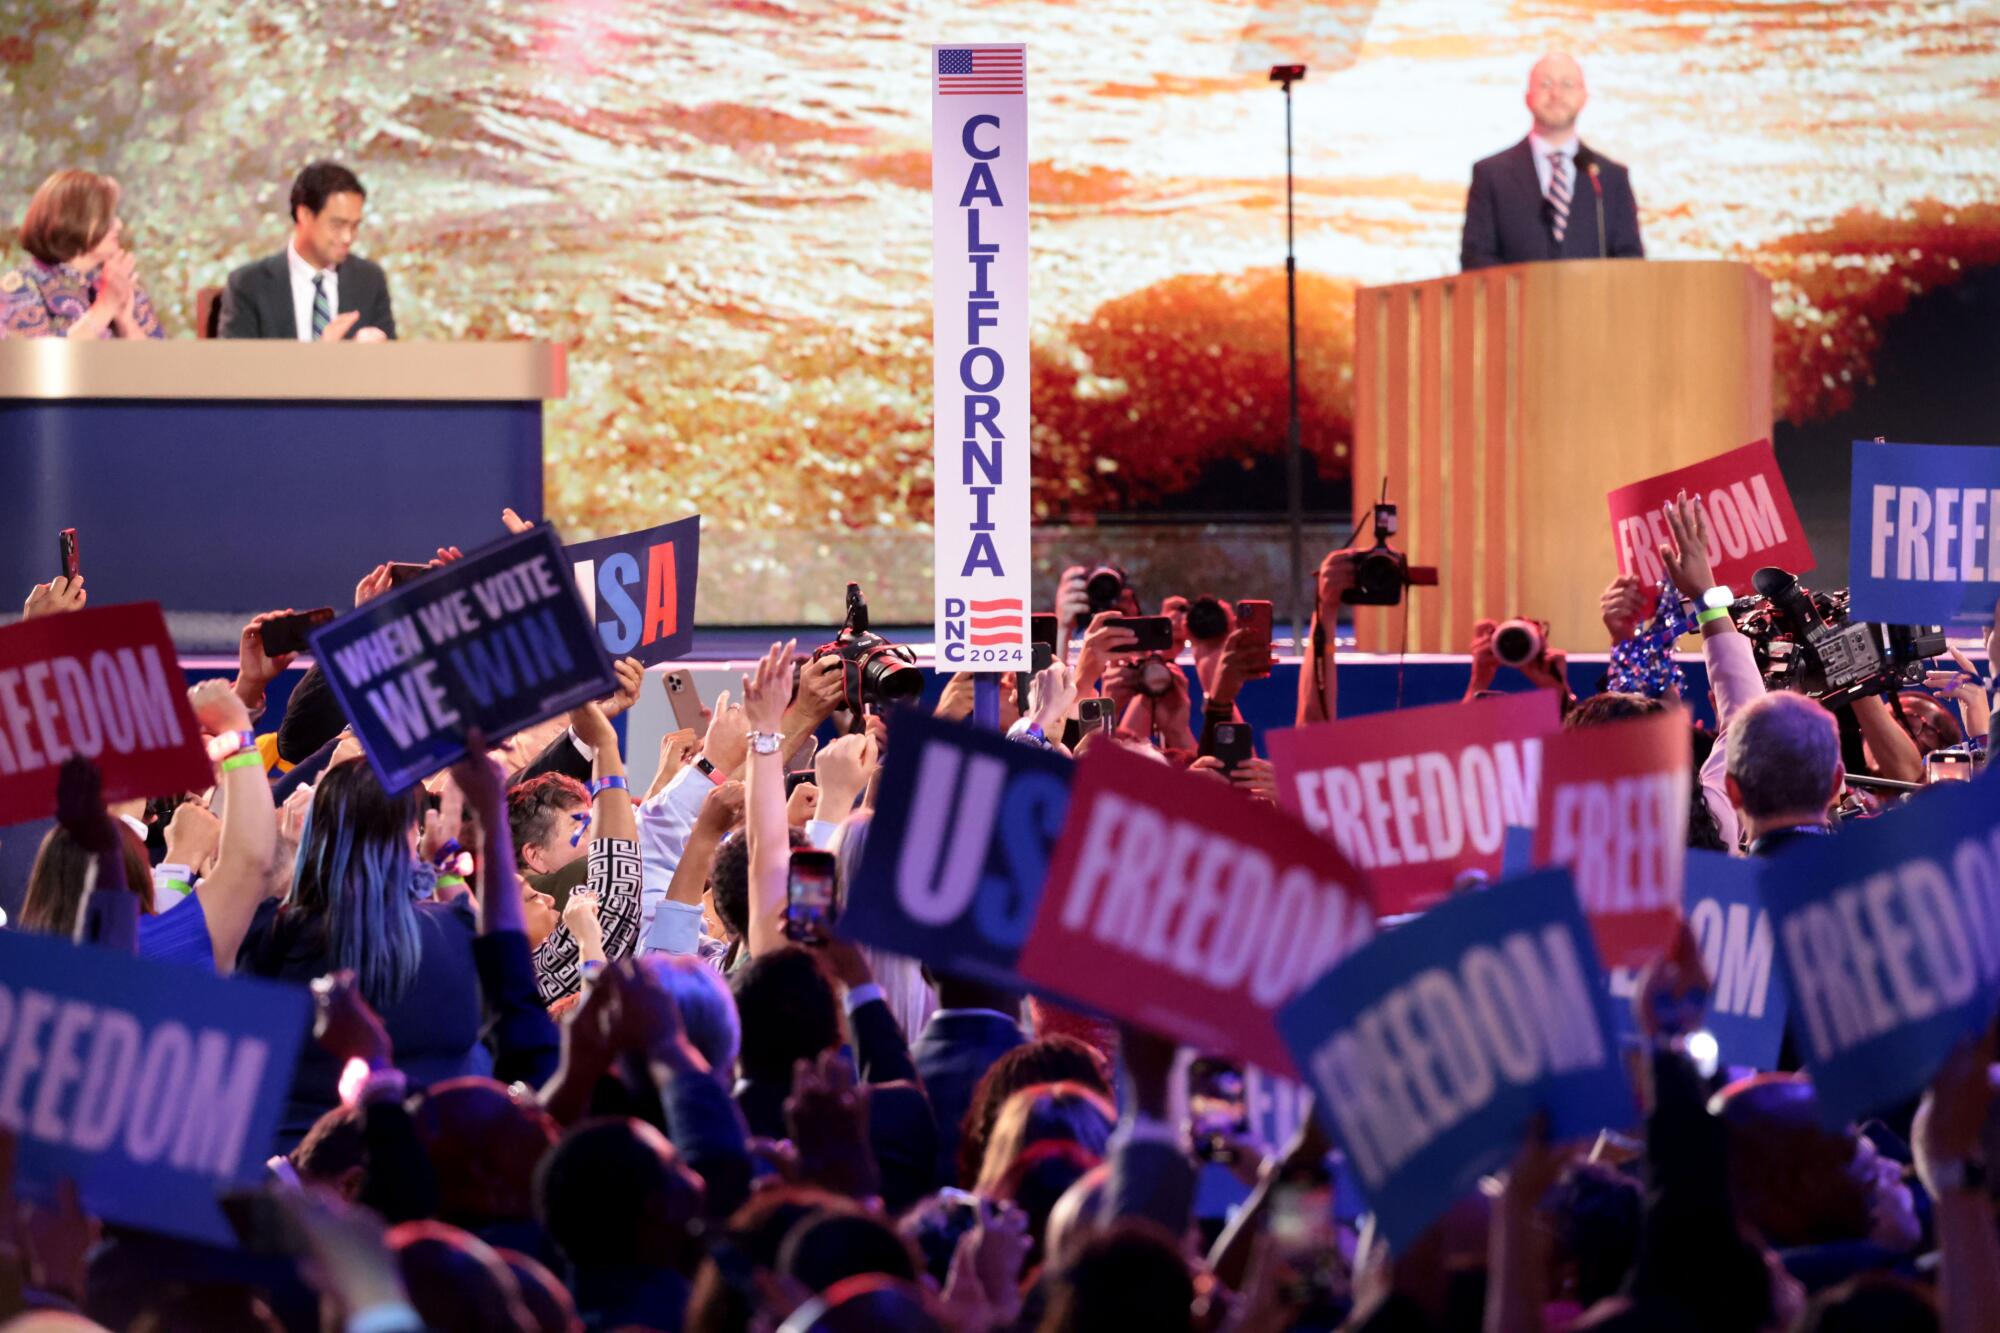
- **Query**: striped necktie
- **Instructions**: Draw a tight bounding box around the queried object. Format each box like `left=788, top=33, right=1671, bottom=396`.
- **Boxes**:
left=311, top=272, right=330, bottom=340
left=1547, top=152, right=1571, bottom=245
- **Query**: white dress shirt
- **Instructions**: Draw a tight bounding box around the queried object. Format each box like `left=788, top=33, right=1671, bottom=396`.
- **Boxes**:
left=286, top=241, right=337, bottom=342
left=1528, top=131, right=1579, bottom=200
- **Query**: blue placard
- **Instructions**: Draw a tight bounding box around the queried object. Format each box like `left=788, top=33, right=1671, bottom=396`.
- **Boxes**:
left=0, top=930, right=310, bottom=1246
left=1848, top=441, right=2000, bottom=629
left=563, top=516, right=701, bottom=666
left=311, top=524, right=617, bottom=792
left=1683, top=849, right=1789, bottom=1072
left=1276, top=868, right=1636, bottom=1250
left=1501, top=824, right=1534, bottom=876
left=840, top=712, right=1072, bottom=986
left=1760, top=779, right=2000, bottom=1128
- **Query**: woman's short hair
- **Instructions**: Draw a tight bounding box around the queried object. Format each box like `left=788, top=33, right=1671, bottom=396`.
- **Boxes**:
left=20, top=169, right=120, bottom=266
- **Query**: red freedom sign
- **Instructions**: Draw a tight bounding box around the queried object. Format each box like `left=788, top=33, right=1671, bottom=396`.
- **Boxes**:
left=0, top=604, right=211, bottom=823
left=1015, top=743, right=1374, bottom=1076
left=1268, top=690, right=1561, bottom=918
left=1532, top=709, right=1692, bottom=972
left=1607, top=439, right=1813, bottom=592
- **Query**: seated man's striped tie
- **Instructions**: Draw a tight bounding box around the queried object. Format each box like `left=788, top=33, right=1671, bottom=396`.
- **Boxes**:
left=311, top=272, right=330, bottom=340
left=1547, top=153, right=1571, bottom=245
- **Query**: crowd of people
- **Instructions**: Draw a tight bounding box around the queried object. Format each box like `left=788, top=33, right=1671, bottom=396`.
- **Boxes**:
left=0, top=481, right=1994, bottom=1333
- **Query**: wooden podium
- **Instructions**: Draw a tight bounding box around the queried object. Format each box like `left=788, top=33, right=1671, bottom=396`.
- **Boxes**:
left=1349, top=259, right=1771, bottom=654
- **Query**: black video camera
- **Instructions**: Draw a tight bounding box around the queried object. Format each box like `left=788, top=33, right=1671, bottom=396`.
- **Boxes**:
left=811, top=583, right=922, bottom=713
left=1737, top=566, right=1945, bottom=708
left=1340, top=501, right=1439, bottom=607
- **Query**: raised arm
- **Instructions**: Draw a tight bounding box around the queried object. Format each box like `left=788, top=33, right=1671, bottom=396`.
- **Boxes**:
left=1915, top=1034, right=2000, bottom=1333
left=571, top=702, right=641, bottom=963
left=188, top=680, right=278, bottom=973
left=741, top=640, right=797, bottom=958
left=1297, top=551, right=1357, bottom=725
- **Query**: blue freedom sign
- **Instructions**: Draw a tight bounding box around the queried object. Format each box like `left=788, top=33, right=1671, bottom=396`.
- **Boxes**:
left=1761, top=778, right=2000, bottom=1127
left=841, top=711, right=1072, bottom=986
left=312, top=524, right=617, bottom=792
left=1684, top=849, right=1789, bottom=1072
left=1848, top=441, right=2000, bottom=628
left=563, top=516, right=700, bottom=666
left=1277, top=869, right=1636, bottom=1250
left=0, top=930, right=310, bottom=1246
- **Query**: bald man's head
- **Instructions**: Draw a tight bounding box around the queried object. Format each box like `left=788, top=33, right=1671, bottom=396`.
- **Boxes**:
left=1526, top=53, right=1588, bottom=138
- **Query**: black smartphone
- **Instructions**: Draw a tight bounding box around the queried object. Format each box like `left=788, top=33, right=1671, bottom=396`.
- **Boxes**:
left=662, top=668, right=704, bottom=732
left=58, top=528, right=80, bottom=580
left=1031, top=612, right=1059, bottom=649
left=785, top=848, right=839, bottom=944
left=1236, top=599, right=1274, bottom=677
left=1031, top=641, right=1054, bottom=674
left=1077, top=697, right=1115, bottom=734
left=1108, top=615, right=1175, bottom=653
left=385, top=562, right=431, bottom=587
left=1210, top=721, right=1254, bottom=774
left=1186, top=1057, right=1249, bottom=1163
left=259, top=607, right=336, bottom=657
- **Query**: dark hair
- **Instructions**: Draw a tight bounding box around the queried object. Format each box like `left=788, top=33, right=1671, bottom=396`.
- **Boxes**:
left=290, top=161, right=366, bottom=222
left=777, top=1206, right=923, bottom=1293
left=285, top=760, right=424, bottom=1009
left=290, top=1103, right=367, bottom=1184
left=495, top=1249, right=579, bottom=1333
left=686, top=1185, right=850, bottom=1333
left=507, top=774, right=588, bottom=869
left=1798, top=1274, right=1938, bottom=1333
left=535, top=1117, right=701, bottom=1271
left=710, top=826, right=810, bottom=942
left=731, top=946, right=841, bottom=1082
left=957, top=1036, right=1112, bottom=1188
left=387, top=1220, right=533, bottom=1333
left=1564, top=690, right=1665, bottom=730
left=21, top=823, right=154, bottom=936
left=1037, top=1219, right=1194, bottom=1333
left=1546, top=1161, right=1642, bottom=1308
left=409, top=1078, right=559, bottom=1227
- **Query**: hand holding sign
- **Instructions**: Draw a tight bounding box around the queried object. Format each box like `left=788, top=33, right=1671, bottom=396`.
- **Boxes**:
left=1655, top=489, right=1720, bottom=600
left=1608, top=440, right=1811, bottom=592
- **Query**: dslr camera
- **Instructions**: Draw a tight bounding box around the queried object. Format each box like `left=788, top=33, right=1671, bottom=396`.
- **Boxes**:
left=1340, top=501, right=1439, bottom=607
left=1070, top=563, right=1135, bottom=630
left=1735, top=566, right=1945, bottom=708
left=810, top=583, right=922, bottom=712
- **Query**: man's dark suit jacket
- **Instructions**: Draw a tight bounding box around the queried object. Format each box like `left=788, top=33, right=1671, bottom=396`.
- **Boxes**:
left=218, top=250, right=397, bottom=339
left=912, top=1010, right=1025, bottom=1185
left=1460, top=138, right=1643, bottom=272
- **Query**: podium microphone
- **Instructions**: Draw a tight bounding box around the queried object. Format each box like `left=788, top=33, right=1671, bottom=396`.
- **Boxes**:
left=1587, top=161, right=1606, bottom=260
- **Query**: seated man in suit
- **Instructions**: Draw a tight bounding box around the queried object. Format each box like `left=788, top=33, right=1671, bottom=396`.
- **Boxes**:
left=1461, top=53, right=1644, bottom=271
left=220, top=160, right=396, bottom=341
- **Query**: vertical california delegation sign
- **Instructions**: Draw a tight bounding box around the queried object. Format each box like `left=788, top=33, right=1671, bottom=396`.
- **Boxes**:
left=933, top=43, right=1029, bottom=672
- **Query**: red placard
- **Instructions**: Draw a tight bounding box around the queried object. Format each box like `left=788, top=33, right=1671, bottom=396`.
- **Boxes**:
left=1606, top=439, right=1813, bottom=592
left=1268, top=690, right=1561, bottom=918
left=0, top=604, right=211, bottom=823
left=1532, top=710, right=1691, bottom=972
left=1015, top=743, right=1374, bottom=1076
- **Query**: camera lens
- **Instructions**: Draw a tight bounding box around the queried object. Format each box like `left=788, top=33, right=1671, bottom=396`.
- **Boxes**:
left=861, top=649, right=923, bottom=705
left=1186, top=596, right=1230, bottom=642
left=1492, top=619, right=1542, bottom=668
left=1139, top=658, right=1175, bottom=696
left=1085, top=566, right=1127, bottom=614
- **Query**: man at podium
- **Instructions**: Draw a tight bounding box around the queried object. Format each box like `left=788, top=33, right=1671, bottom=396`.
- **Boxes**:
left=1460, top=53, right=1644, bottom=271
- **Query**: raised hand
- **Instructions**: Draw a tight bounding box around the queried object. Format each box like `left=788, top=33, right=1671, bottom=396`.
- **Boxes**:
left=1074, top=611, right=1139, bottom=692
left=785, top=781, right=820, bottom=828
left=1600, top=575, right=1651, bottom=643
left=1027, top=659, right=1077, bottom=731
left=568, top=700, right=619, bottom=757
left=189, top=677, right=254, bottom=738
left=501, top=507, right=535, bottom=535
left=311, top=970, right=393, bottom=1072
left=742, top=639, right=797, bottom=735
left=353, top=563, right=394, bottom=607
left=234, top=609, right=299, bottom=714
left=597, top=656, right=646, bottom=720
left=22, top=575, right=86, bottom=620
left=163, top=800, right=222, bottom=876
left=563, top=891, right=605, bottom=956
left=813, top=732, right=877, bottom=820
left=701, top=688, right=750, bottom=775
left=693, top=778, right=746, bottom=838
left=1656, top=489, right=1719, bottom=600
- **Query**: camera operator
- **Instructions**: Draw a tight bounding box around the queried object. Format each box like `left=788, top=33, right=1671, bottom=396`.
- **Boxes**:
left=1463, top=617, right=1571, bottom=707
left=1297, top=547, right=1362, bottom=725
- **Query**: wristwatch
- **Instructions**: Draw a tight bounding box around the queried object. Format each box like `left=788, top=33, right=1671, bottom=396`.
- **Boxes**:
left=205, top=728, right=257, bottom=761
left=748, top=731, right=783, bottom=756
left=1695, top=585, right=1733, bottom=627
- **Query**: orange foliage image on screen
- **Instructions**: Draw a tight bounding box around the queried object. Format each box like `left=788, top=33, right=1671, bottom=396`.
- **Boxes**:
left=7, top=0, right=2000, bottom=620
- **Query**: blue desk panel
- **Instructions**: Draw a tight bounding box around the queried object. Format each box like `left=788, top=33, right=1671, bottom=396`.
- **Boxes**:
left=0, top=399, right=542, bottom=648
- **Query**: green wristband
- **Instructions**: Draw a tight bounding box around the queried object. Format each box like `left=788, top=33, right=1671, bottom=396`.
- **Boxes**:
left=1695, top=605, right=1731, bottom=627
left=219, top=750, right=262, bottom=774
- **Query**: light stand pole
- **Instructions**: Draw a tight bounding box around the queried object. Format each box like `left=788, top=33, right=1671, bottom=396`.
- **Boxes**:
left=1270, top=63, right=1308, bottom=651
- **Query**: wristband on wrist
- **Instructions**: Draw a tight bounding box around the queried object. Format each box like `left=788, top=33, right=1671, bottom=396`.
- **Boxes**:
left=694, top=756, right=726, bottom=786
left=588, top=774, right=629, bottom=799
left=1696, top=605, right=1732, bottom=627
left=206, top=729, right=258, bottom=762
left=220, top=750, right=263, bottom=774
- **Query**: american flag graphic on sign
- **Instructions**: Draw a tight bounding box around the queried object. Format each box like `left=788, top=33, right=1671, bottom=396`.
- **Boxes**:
left=966, top=597, right=1025, bottom=646
left=936, top=46, right=1025, bottom=95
